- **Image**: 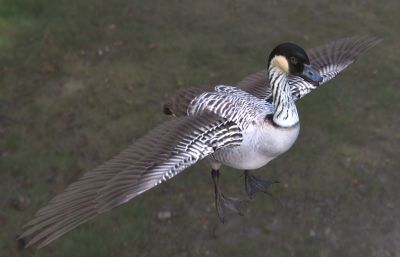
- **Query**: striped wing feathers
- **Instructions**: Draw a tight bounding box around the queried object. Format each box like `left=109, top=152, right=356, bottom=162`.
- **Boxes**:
left=19, top=112, right=242, bottom=248
left=307, top=36, right=381, bottom=84
left=236, top=70, right=271, bottom=100
left=237, top=36, right=380, bottom=100
left=165, top=37, right=380, bottom=116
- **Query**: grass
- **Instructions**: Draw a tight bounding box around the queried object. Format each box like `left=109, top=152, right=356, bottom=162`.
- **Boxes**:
left=1, top=0, right=399, bottom=256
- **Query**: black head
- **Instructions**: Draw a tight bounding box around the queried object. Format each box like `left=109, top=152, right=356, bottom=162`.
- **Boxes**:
left=268, top=42, right=310, bottom=73
left=268, top=42, right=323, bottom=85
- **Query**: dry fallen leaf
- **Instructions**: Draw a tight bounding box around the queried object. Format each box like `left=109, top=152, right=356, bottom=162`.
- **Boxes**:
left=10, top=196, right=31, bottom=211
left=350, top=178, right=359, bottom=189
left=112, top=41, right=124, bottom=47
left=157, top=210, right=172, bottom=220
left=176, top=79, right=184, bottom=87
left=42, top=63, right=58, bottom=73
left=126, top=84, right=135, bottom=91
left=148, top=42, right=157, bottom=49
left=107, top=24, right=117, bottom=30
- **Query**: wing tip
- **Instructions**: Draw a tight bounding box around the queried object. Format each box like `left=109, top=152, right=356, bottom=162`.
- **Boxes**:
left=343, top=35, right=383, bottom=53
left=16, top=232, right=40, bottom=249
left=16, top=234, right=28, bottom=250
left=15, top=233, right=44, bottom=249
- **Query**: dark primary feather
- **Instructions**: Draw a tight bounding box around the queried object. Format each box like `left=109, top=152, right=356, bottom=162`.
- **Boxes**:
left=19, top=112, right=242, bottom=248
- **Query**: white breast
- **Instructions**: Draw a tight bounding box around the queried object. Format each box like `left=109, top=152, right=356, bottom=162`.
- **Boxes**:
left=211, top=120, right=300, bottom=170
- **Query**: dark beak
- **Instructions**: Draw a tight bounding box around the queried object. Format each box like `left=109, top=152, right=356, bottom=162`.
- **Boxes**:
left=300, top=64, right=323, bottom=86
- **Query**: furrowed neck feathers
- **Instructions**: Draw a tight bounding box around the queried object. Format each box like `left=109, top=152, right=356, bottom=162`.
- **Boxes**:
left=268, top=66, right=299, bottom=127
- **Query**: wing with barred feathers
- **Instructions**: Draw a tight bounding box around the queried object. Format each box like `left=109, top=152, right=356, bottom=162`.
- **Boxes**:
left=307, top=36, right=381, bottom=84
left=18, top=112, right=242, bottom=248
left=238, top=36, right=381, bottom=100
left=163, top=87, right=212, bottom=116
left=236, top=70, right=271, bottom=100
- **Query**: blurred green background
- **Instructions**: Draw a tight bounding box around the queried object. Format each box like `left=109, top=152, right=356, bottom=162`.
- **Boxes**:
left=1, top=0, right=399, bottom=256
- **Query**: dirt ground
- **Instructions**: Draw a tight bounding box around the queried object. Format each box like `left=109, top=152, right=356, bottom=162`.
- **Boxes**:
left=1, top=0, right=399, bottom=256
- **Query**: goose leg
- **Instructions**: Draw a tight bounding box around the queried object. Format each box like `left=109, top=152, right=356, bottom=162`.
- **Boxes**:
left=211, top=169, right=243, bottom=223
left=244, top=170, right=279, bottom=199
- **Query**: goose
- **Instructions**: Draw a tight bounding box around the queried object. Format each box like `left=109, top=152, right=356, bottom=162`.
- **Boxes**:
left=18, top=36, right=380, bottom=248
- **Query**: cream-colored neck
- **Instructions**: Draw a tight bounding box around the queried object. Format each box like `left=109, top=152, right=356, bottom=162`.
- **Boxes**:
left=268, top=66, right=299, bottom=127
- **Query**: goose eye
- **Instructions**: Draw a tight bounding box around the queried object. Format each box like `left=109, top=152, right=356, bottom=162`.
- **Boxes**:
left=290, top=57, right=298, bottom=64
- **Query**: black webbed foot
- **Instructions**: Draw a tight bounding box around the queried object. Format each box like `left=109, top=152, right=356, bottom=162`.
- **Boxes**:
left=215, top=193, right=244, bottom=223
left=212, top=169, right=244, bottom=223
left=244, top=170, right=279, bottom=199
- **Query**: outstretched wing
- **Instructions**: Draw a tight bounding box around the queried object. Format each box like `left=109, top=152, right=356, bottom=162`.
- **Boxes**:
left=19, top=112, right=242, bottom=248
left=163, top=87, right=211, bottom=117
left=236, top=70, right=270, bottom=100
left=238, top=36, right=381, bottom=100
left=307, top=36, right=381, bottom=84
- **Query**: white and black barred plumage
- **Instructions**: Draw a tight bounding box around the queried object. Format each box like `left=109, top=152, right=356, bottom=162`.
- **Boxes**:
left=18, top=36, right=380, bottom=248
left=188, top=85, right=274, bottom=127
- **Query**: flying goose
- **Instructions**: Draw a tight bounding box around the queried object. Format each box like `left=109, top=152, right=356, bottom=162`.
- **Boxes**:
left=18, top=36, right=380, bottom=248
